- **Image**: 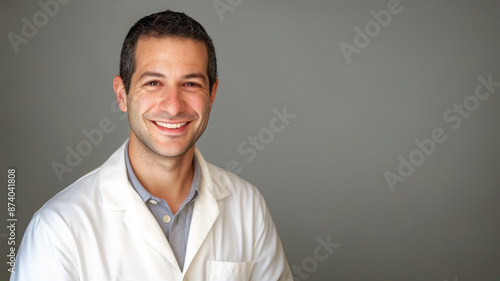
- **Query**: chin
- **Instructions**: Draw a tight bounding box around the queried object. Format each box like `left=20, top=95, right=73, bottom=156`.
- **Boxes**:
left=153, top=145, right=194, bottom=158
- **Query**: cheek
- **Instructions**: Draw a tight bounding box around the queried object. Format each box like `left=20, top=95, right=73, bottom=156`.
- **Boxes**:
left=129, top=95, right=155, bottom=114
left=189, top=96, right=211, bottom=115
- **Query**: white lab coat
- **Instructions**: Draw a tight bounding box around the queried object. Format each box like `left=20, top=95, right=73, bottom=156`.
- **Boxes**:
left=11, top=141, right=292, bottom=281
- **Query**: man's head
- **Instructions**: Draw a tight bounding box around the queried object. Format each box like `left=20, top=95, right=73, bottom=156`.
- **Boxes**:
left=119, top=10, right=217, bottom=95
left=114, top=10, right=219, bottom=160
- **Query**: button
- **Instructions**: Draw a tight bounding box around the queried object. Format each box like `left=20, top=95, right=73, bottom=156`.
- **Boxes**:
left=149, top=199, right=158, bottom=205
left=163, top=215, right=171, bottom=223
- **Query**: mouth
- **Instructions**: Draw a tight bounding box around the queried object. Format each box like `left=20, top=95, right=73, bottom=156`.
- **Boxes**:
left=154, top=121, right=188, bottom=129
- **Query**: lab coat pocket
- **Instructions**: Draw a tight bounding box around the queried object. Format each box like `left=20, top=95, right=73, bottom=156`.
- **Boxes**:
left=208, top=260, right=255, bottom=281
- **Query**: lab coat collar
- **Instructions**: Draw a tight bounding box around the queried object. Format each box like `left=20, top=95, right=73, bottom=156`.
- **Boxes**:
left=99, top=140, right=229, bottom=212
left=194, top=147, right=230, bottom=201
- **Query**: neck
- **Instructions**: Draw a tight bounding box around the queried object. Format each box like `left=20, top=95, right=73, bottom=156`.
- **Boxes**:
left=127, top=136, right=195, bottom=214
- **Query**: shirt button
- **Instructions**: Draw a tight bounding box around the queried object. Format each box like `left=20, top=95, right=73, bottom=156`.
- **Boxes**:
left=149, top=199, right=158, bottom=205
left=163, top=215, right=171, bottom=223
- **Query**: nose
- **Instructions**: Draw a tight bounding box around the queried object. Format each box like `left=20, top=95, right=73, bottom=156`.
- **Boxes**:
left=159, top=85, right=185, bottom=116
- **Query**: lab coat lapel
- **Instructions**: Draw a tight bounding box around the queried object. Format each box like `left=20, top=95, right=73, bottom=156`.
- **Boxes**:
left=123, top=188, right=181, bottom=272
left=99, top=141, right=181, bottom=272
left=183, top=184, right=219, bottom=271
left=183, top=148, right=229, bottom=272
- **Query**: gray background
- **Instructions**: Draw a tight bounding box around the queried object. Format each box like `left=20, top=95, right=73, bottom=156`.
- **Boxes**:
left=1, top=0, right=499, bottom=280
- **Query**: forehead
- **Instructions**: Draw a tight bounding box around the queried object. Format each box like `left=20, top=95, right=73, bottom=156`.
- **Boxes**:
left=133, top=36, right=208, bottom=74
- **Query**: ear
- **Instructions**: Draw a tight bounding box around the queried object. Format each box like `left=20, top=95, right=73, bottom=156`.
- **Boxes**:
left=209, top=79, right=218, bottom=111
left=113, top=76, right=128, bottom=112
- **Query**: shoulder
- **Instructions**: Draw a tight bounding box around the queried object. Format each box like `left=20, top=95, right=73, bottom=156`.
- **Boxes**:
left=36, top=167, right=102, bottom=221
left=204, top=162, right=272, bottom=218
left=206, top=162, right=262, bottom=197
left=36, top=142, right=128, bottom=221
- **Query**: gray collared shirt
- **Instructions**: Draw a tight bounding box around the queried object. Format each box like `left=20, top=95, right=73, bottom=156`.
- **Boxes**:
left=124, top=142, right=200, bottom=271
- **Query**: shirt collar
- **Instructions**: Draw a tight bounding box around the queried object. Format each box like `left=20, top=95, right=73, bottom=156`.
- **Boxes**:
left=124, top=140, right=201, bottom=204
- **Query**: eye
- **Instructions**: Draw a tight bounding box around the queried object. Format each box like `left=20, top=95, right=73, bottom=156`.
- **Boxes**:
left=145, top=81, right=161, bottom=86
left=184, top=82, right=201, bottom=87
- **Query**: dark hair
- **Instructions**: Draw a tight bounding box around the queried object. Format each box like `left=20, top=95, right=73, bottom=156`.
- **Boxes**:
left=119, top=10, right=217, bottom=94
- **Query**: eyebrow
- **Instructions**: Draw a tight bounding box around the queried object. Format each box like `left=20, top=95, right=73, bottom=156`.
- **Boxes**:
left=138, top=71, right=165, bottom=80
left=183, top=72, right=208, bottom=82
left=137, top=71, right=208, bottom=82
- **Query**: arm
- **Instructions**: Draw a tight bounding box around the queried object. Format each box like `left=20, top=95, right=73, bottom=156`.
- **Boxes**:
left=10, top=212, right=79, bottom=281
left=250, top=192, right=293, bottom=281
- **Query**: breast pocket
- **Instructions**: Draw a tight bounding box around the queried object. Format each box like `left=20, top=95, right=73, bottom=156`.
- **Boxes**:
left=208, top=261, right=255, bottom=281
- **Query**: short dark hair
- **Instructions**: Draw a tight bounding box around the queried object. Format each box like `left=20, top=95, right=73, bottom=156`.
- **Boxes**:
left=119, top=10, right=217, bottom=94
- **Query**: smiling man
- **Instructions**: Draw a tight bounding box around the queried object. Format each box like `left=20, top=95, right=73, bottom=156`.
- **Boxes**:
left=11, top=10, right=292, bottom=281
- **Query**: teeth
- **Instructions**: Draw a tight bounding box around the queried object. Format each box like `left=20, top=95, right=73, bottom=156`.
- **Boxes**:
left=155, top=121, right=187, bottom=129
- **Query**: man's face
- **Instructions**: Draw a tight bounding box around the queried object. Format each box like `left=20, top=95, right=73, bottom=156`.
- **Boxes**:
left=115, top=37, right=217, bottom=158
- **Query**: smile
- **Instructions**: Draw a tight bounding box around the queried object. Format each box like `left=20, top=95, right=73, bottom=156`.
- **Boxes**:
left=154, top=121, right=187, bottom=129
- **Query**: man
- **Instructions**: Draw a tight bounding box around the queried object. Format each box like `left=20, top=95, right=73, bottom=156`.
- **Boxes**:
left=11, top=10, right=292, bottom=281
